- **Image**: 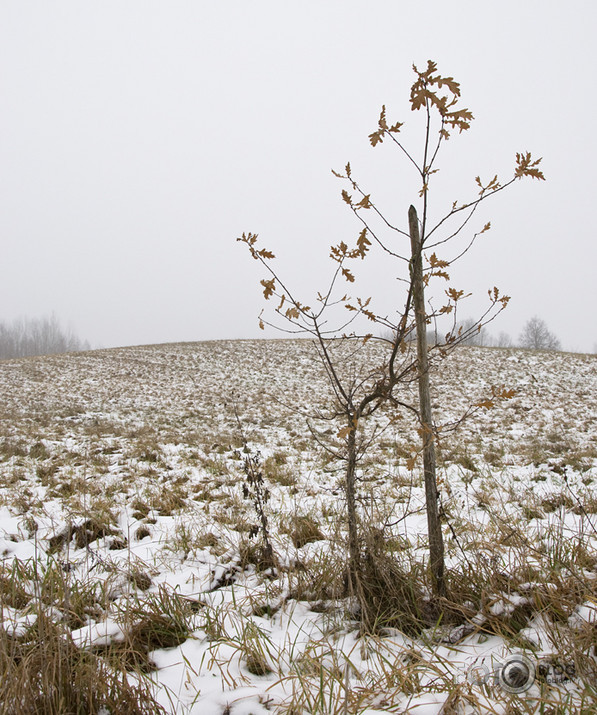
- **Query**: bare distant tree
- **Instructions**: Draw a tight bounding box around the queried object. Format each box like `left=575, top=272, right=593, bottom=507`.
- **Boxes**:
left=0, top=315, right=89, bottom=360
left=494, top=331, right=513, bottom=348
left=455, top=318, right=490, bottom=346
left=519, top=316, right=561, bottom=351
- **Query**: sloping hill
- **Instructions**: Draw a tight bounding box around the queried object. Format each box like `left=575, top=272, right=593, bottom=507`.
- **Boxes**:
left=1, top=341, right=596, bottom=712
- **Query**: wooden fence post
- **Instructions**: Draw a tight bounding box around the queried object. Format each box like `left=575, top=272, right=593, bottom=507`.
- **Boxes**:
left=408, top=204, right=446, bottom=598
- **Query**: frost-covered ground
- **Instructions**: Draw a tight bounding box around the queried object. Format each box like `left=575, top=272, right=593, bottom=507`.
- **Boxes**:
left=1, top=340, right=597, bottom=713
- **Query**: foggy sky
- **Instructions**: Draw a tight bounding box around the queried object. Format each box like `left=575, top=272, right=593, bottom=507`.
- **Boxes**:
left=1, top=1, right=596, bottom=353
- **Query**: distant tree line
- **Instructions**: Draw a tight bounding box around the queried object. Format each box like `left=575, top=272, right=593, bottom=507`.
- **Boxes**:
left=426, top=316, right=562, bottom=351
left=0, top=315, right=90, bottom=360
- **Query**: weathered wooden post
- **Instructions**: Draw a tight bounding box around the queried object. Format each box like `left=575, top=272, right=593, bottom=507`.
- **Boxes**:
left=408, top=204, right=446, bottom=598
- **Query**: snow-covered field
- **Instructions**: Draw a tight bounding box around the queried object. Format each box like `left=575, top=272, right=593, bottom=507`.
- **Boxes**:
left=1, top=340, right=597, bottom=713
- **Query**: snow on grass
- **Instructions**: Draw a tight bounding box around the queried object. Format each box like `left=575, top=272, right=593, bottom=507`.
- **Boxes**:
left=1, top=340, right=597, bottom=713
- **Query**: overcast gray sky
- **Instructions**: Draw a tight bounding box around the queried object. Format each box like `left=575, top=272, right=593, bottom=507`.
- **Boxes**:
left=1, top=1, right=595, bottom=352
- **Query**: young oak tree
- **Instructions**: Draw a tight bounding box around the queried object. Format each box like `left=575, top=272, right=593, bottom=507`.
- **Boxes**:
left=239, top=60, right=543, bottom=619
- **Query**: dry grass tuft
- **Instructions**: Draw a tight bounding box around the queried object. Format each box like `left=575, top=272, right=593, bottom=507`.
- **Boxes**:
left=0, top=611, right=165, bottom=714
left=284, top=514, right=325, bottom=549
left=358, top=531, right=438, bottom=636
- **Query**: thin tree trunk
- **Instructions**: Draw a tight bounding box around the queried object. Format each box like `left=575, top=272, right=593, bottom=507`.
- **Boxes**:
left=408, top=205, right=446, bottom=598
left=345, top=423, right=361, bottom=592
